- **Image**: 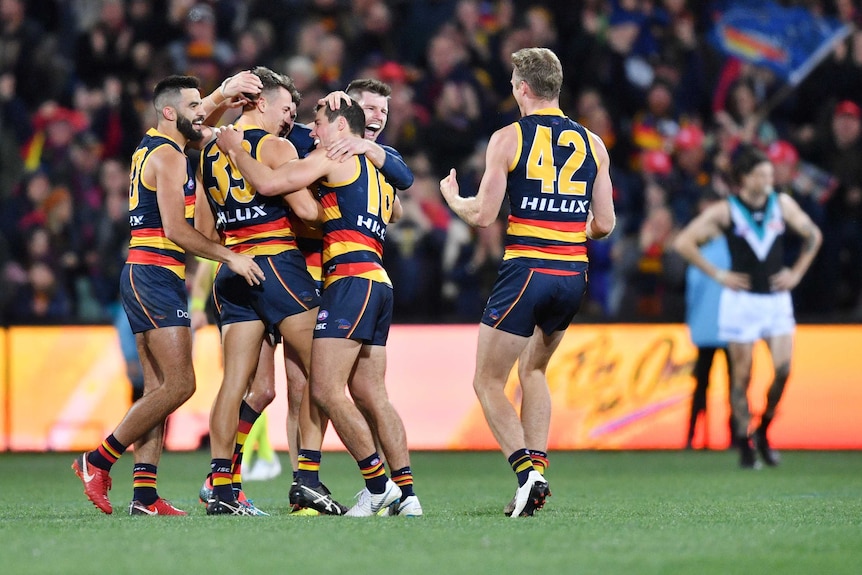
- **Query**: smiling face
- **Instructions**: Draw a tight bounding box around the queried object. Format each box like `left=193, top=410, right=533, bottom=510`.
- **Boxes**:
left=310, top=106, right=337, bottom=148
left=353, top=90, right=388, bottom=141
left=259, top=86, right=294, bottom=137
left=174, top=87, right=204, bottom=142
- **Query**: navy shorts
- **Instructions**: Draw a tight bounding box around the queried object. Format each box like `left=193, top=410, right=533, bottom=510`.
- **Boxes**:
left=481, top=261, right=586, bottom=337
left=120, top=263, right=190, bottom=334
left=314, top=277, right=393, bottom=345
left=214, top=250, right=320, bottom=331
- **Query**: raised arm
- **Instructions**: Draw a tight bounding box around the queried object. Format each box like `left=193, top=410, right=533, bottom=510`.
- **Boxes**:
left=439, top=125, right=514, bottom=228
left=201, top=71, right=263, bottom=121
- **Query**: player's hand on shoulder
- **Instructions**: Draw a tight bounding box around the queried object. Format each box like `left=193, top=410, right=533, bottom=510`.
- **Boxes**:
left=226, top=252, right=265, bottom=286
left=326, top=135, right=366, bottom=162
left=214, top=124, right=243, bottom=154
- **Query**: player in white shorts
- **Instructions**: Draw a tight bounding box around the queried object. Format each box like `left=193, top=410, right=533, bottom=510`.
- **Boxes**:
left=674, top=146, right=821, bottom=469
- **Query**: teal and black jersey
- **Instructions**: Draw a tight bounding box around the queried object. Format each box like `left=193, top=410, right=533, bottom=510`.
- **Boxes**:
left=200, top=126, right=297, bottom=256
left=504, top=108, right=599, bottom=274
left=725, top=192, right=785, bottom=294
left=126, top=128, right=195, bottom=279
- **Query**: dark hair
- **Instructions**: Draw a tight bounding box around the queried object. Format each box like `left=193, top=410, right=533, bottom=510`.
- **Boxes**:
left=730, top=145, right=770, bottom=185
left=315, top=99, right=366, bottom=136
left=242, top=66, right=297, bottom=110
left=346, top=78, right=391, bottom=99
left=153, top=75, right=199, bottom=110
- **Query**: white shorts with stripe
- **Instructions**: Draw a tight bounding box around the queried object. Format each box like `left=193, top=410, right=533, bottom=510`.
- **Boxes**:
left=717, top=289, right=795, bottom=343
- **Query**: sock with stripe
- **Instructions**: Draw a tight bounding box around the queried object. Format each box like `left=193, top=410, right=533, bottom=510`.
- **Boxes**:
left=211, top=458, right=234, bottom=501
left=357, top=453, right=388, bottom=494
left=529, top=450, right=549, bottom=475
left=297, top=449, right=321, bottom=485
left=132, top=463, right=158, bottom=505
left=87, top=434, right=127, bottom=471
left=232, top=401, right=260, bottom=492
left=391, top=466, right=415, bottom=498
left=508, top=449, right=535, bottom=487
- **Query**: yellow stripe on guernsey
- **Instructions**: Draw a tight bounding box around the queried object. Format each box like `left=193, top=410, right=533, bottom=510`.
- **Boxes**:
left=507, top=221, right=588, bottom=244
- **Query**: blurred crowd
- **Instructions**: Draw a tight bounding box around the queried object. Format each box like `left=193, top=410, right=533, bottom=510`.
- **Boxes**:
left=1, top=0, right=861, bottom=325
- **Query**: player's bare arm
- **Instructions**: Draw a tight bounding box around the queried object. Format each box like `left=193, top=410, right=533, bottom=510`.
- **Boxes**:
left=391, top=195, right=403, bottom=223
left=440, top=125, right=514, bottom=228
left=215, top=126, right=331, bottom=196
left=259, top=134, right=323, bottom=224
left=674, top=201, right=750, bottom=290
left=585, top=131, right=616, bottom=240
left=201, top=71, right=263, bottom=119
left=148, top=147, right=264, bottom=286
left=193, top=173, right=219, bottom=242
left=770, top=193, right=823, bottom=291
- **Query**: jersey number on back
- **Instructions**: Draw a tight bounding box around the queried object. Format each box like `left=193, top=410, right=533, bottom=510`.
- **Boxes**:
left=526, top=126, right=588, bottom=196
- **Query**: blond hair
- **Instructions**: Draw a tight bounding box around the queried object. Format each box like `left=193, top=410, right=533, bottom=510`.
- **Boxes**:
left=511, top=47, right=562, bottom=101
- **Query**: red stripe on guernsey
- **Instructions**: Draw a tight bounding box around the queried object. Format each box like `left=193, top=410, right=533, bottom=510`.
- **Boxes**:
left=184, top=194, right=195, bottom=207
left=507, top=244, right=588, bottom=256
left=126, top=249, right=184, bottom=267
left=508, top=216, right=587, bottom=233
left=493, top=270, right=533, bottom=328
left=319, top=192, right=338, bottom=209
left=131, top=228, right=168, bottom=238
left=330, top=262, right=385, bottom=277
left=326, top=229, right=383, bottom=253
left=225, top=218, right=294, bottom=239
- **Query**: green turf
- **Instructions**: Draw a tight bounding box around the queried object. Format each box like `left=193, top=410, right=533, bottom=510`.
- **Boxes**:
left=1, top=450, right=860, bottom=575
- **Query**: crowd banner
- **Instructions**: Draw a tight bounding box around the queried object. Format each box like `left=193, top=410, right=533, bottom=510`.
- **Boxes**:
left=2, top=324, right=860, bottom=451
left=711, top=0, right=852, bottom=86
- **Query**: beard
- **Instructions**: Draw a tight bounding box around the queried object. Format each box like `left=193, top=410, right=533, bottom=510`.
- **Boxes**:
left=177, top=115, right=203, bottom=142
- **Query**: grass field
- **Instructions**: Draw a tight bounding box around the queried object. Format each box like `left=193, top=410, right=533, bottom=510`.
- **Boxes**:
left=2, top=450, right=861, bottom=575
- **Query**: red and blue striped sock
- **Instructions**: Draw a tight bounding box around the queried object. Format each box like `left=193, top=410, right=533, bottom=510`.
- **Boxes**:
left=132, top=463, right=158, bottom=505
left=87, top=434, right=126, bottom=471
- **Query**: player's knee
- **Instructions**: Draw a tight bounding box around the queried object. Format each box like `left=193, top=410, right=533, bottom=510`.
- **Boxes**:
left=248, top=387, right=276, bottom=410
left=309, top=383, right=331, bottom=412
left=173, top=377, right=196, bottom=406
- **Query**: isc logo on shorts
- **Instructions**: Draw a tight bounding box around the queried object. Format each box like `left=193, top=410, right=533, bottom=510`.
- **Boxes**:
left=315, top=323, right=327, bottom=330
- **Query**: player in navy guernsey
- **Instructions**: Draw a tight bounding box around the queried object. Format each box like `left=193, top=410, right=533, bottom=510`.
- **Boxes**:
left=441, top=48, right=616, bottom=518
left=72, top=74, right=265, bottom=516
left=195, top=67, right=335, bottom=516
left=311, top=78, right=421, bottom=516
left=674, top=146, right=822, bottom=469
left=216, top=99, right=407, bottom=516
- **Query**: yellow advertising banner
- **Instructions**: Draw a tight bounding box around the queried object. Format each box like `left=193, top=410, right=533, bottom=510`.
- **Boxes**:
left=3, top=324, right=860, bottom=451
